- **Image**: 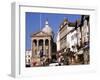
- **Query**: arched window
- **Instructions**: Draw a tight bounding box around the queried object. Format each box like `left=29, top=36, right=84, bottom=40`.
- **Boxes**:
left=39, top=39, right=43, bottom=46
left=33, top=39, right=37, bottom=46
left=45, top=39, right=49, bottom=46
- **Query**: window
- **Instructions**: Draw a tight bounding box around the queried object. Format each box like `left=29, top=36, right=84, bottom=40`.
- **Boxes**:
left=28, top=59, right=30, bottom=63
left=28, top=55, right=30, bottom=57
left=71, top=33, right=77, bottom=40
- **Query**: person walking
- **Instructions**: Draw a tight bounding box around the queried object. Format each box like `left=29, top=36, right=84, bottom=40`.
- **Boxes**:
left=70, top=46, right=77, bottom=64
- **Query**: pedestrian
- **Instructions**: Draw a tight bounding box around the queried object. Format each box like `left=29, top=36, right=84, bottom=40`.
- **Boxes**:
left=70, top=46, right=77, bottom=64
left=40, top=49, right=43, bottom=58
left=57, top=53, right=64, bottom=66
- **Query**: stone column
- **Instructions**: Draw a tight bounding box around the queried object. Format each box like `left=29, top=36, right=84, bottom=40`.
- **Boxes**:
left=32, top=39, right=34, bottom=58
left=37, top=39, right=39, bottom=56
left=43, top=39, right=45, bottom=55
left=49, top=39, right=51, bottom=59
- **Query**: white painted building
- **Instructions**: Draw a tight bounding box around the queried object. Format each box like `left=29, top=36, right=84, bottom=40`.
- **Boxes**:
left=66, top=29, right=77, bottom=49
left=82, top=19, right=89, bottom=44
left=56, top=32, right=60, bottom=51
left=25, top=50, right=32, bottom=66
left=57, top=18, right=77, bottom=53
left=66, top=19, right=89, bottom=51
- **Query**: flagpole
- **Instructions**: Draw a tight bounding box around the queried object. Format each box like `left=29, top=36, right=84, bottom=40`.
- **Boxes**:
left=40, top=13, right=41, bottom=30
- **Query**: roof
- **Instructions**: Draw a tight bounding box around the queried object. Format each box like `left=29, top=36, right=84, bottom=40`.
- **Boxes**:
left=31, top=31, right=51, bottom=37
left=59, top=21, right=76, bottom=31
left=42, top=20, right=53, bottom=35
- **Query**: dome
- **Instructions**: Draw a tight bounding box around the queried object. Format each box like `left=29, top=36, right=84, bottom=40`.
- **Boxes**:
left=42, top=20, right=53, bottom=35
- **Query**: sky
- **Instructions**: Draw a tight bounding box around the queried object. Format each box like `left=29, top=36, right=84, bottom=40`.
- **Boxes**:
left=26, top=12, right=81, bottom=50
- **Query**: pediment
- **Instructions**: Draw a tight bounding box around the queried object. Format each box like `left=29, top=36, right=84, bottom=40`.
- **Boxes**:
left=31, top=31, right=50, bottom=37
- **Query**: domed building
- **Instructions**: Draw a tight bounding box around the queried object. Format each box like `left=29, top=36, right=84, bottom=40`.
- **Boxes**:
left=31, top=20, right=56, bottom=66
left=42, top=20, right=53, bottom=36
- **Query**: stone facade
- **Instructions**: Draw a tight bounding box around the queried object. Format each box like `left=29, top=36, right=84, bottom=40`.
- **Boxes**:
left=31, top=31, right=51, bottom=59
left=58, top=15, right=89, bottom=54
left=30, top=20, right=56, bottom=66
